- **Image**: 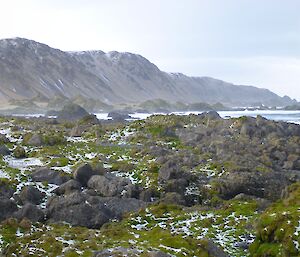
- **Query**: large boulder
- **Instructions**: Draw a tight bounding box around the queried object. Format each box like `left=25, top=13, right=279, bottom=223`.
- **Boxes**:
left=56, top=103, right=89, bottom=121
left=18, top=186, right=46, bottom=205
left=215, top=171, right=295, bottom=201
left=31, top=167, right=71, bottom=185
left=53, top=179, right=82, bottom=195
left=0, top=199, right=18, bottom=221
left=107, top=111, right=131, bottom=121
left=73, top=163, right=103, bottom=186
left=13, top=203, right=45, bottom=222
left=46, top=192, right=112, bottom=228
left=87, top=174, right=132, bottom=197
left=46, top=192, right=146, bottom=228
left=0, top=182, right=15, bottom=199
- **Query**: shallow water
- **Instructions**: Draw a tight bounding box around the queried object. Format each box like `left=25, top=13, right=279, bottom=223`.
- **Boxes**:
left=95, top=110, right=300, bottom=124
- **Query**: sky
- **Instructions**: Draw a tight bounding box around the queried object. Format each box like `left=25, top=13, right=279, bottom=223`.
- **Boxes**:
left=1, top=0, right=300, bottom=100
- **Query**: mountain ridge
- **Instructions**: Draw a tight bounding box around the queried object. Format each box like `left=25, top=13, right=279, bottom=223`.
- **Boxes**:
left=0, top=37, right=296, bottom=107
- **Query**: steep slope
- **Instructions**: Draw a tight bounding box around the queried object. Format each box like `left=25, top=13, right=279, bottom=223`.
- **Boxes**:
left=0, top=37, right=295, bottom=106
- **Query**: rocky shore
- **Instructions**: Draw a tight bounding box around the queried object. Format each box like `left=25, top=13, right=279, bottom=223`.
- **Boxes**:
left=0, top=107, right=299, bottom=256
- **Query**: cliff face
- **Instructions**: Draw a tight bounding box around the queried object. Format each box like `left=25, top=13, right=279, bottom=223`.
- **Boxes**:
left=0, top=37, right=295, bottom=106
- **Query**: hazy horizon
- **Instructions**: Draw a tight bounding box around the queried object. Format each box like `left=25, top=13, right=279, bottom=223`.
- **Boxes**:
left=1, top=0, right=300, bottom=101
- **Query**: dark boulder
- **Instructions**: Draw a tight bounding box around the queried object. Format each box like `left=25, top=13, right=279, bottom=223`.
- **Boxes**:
left=0, top=199, right=18, bottom=221
left=108, top=111, right=131, bottom=121
left=73, top=163, right=104, bottom=187
left=0, top=182, right=15, bottom=199
left=46, top=192, right=112, bottom=228
left=215, top=171, right=293, bottom=201
left=56, top=103, right=89, bottom=121
left=53, top=179, right=82, bottom=195
left=18, top=186, right=46, bottom=205
left=199, top=111, right=221, bottom=120
left=0, top=145, right=10, bottom=156
left=46, top=192, right=146, bottom=228
left=101, top=197, right=146, bottom=218
left=13, top=203, right=45, bottom=222
left=31, top=167, right=71, bottom=185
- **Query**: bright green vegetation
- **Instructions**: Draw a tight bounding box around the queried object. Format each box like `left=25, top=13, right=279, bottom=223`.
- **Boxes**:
left=250, top=183, right=300, bottom=257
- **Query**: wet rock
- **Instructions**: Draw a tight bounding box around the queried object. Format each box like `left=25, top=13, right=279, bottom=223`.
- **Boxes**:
left=19, top=186, right=46, bottom=205
left=31, top=167, right=71, bottom=185
left=0, top=145, right=10, bottom=156
left=73, top=163, right=102, bottom=186
left=13, top=203, right=45, bottom=222
left=0, top=199, right=18, bottom=221
left=53, top=179, right=82, bottom=195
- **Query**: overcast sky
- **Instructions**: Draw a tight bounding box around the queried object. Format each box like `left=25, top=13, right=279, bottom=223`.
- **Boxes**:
left=1, top=0, right=300, bottom=100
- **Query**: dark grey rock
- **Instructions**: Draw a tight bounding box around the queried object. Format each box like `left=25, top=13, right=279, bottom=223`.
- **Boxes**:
left=73, top=163, right=102, bottom=187
left=0, top=182, right=15, bottom=199
left=57, top=104, right=89, bottom=121
left=0, top=145, right=10, bottom=156
left=19, top=186, right=45, bottom=205
left=46, top=192, right=146, bottom=228
left=13, top=203, right=45, bottom=222
left=31, top=167, right=71, bottom=185
left=0, top=199, right=18, bottom=221
left=53, top=179, right=82, bottom=195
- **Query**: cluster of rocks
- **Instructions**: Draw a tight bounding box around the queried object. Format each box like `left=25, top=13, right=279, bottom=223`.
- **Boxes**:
left=0, top=164, right=150, bottom=229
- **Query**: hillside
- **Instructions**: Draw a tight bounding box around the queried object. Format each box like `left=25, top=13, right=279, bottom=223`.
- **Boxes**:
left=0, top=37, right=295, bottom=108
